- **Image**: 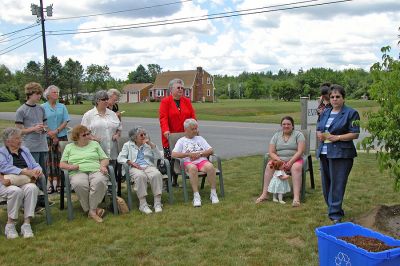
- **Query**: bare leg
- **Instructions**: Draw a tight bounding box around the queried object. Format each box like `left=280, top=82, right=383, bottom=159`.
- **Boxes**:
left=273, top=193, right=278, bottom=202
left=290, top=161, right=303, bottom=205
left=199, top=162, right=217, bottom=189
left=186, top=164, right=199, bottom=193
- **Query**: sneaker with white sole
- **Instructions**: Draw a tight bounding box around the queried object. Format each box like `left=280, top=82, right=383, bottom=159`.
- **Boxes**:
left=210, top=192, right=219, bottom=204
left=193, top=195, right=202, bottom=207
left=5, top=223, right=18, bottom=239
left=21, top=223, right=34, bottom=238
left=154, top=203, right=163, bottom=213
left=139, top=204, right=153, bottom=214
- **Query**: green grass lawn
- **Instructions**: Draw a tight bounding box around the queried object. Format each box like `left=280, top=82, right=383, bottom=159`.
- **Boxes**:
left=0, top=99, right=378, bottom=124
left=0, top=151, right=397, bottom=265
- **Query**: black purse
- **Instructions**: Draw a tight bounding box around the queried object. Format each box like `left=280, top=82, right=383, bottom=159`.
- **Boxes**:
left=157, top=159, right=168, bottom=175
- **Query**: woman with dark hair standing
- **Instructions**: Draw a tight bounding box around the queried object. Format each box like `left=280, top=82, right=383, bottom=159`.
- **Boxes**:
left=316, top=83, right=332, bottom=121
left=316, top=84, right=360, bottom=224
left=256, top=116, right=305, bottom=207
left=159, top=78, right=196, bottom=186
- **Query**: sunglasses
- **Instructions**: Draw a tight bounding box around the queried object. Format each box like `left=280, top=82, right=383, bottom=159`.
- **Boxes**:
left=139, top=133, right=147, bottom=137
left=176, top=86, right=184, bottom=90
left=330, top=95, right=342, bottom=99
left=99, top=98, right=109, bottom=101
left=82, top=131, right=91, bottom=137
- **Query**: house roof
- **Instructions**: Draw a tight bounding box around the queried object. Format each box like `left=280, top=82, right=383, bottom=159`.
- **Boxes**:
left=123, top=83, right=153, bottom=93
left=153, top=70, right=200, bottom=89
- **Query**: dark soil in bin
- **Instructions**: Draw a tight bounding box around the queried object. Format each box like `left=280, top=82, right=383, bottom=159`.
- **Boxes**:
left=339, top=235, right=399, bottom=252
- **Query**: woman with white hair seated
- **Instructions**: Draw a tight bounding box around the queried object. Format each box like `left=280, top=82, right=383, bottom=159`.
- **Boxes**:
left=0, top=127, right=41, bottom=239
left=117, top=126, right=163, bottom=214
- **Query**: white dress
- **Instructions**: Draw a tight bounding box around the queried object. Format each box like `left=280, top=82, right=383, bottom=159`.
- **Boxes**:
left=267, top=170, right=291, bottom=194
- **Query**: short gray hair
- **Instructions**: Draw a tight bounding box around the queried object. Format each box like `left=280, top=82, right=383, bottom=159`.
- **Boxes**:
left=43, top=85, right=60, bottom=99
left=184, top=118, right=198, bottom=129
left=93, top=90, right=108, bottom=106
left=168, top=78, right=184, bottom=91
left=128, top=126, right=147, bottom=142
left=107, top=88, right=121, bottom=98
left=2, top=127, right=22, bottom=143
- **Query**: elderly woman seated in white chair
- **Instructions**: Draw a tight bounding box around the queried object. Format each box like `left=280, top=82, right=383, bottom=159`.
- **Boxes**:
left=117, top=126, right=163, bottom=214
left=0, top=127, right=42, bottom=239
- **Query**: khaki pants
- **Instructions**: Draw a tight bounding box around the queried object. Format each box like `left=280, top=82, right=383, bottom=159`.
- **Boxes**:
left=70, top=171, right=108, bottom=212
left=0, top=183, right=39, bottom=219
left=129, top=166, right=162, bottom=199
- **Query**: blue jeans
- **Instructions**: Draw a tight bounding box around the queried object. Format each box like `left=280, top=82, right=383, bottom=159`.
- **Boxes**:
left=31, top=151, right=48, bottom=186
left=319, top=155, right=353, bottom=220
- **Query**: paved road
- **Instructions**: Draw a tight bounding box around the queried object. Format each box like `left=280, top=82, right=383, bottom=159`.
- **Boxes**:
left=0, top=112, right=368, bottom=159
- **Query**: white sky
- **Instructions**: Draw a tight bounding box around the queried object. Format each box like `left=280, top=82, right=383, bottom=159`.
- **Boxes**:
left=0, top=0, right=399, bottom=80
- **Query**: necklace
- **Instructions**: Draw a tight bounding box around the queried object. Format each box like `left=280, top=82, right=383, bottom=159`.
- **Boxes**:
left=282, top=133, right=291, bottom=143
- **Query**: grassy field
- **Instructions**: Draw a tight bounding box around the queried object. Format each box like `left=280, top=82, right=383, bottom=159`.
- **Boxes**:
left=0, top=99, right=378, bottom=124
left=0, top=151, right=396, bottom=265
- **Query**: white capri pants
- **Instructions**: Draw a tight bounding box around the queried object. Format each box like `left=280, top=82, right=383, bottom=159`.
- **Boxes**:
left=0, top=183, right=39, bottom=220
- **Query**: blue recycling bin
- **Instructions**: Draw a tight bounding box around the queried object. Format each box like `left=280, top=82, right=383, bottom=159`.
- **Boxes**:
left=315, top=222, right=400, bottom=265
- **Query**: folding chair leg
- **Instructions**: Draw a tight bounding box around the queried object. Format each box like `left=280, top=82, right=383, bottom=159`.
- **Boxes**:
left=219, top=174, right=225, bottom=198
left=60, top=172, right=65, bottom=210
left=40, top=176, right=52, bottom=225
left=124, top=164, right=133, bottom=211
left=108, top=165, right=118, bottom=215
left=166, top=161, right=173, bottom=204
left=308, top=154, right=315, bottom=189
left=64, top=171, right=74, bottom=221
left=200, top=176, right=206, bottom=189
left=301, top=169, right=306, bottom=202
left=182, top=171, right=188, bottom=202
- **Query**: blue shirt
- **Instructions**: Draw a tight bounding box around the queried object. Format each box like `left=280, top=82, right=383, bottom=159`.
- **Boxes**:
left=135, top=146, right=149, bottom=168
left=42, top=102, right=70, bottom=137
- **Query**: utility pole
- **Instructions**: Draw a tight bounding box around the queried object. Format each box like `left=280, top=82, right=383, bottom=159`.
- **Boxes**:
left=31, top=1, right=53, bottom=87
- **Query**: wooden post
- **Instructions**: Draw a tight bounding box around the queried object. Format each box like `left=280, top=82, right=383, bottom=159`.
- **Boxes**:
left=300, top=97, right=308, bottom=130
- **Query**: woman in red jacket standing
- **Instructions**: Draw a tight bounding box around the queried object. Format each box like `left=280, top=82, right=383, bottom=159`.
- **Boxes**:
left=159, top=78, right=196, bottom=186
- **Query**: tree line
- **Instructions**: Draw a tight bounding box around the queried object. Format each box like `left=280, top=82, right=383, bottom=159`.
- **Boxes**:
left=0, top=56, right=162, bottom=103
left=214, top=67, right=372, bottom=101
left=0, top=55, right=372, bottom=103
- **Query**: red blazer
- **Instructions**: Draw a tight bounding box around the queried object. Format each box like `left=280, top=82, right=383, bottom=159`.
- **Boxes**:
left=159, top=95, right=196, bottom=147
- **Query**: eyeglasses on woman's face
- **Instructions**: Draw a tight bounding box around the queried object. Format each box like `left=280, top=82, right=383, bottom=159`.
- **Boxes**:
left=139, top=133, right=147, bottom=137
left=174, top=86, right=184, bottom=90
left=81, top=131, right=91, bottom=137
left=330, top=95, right=342, bottom=99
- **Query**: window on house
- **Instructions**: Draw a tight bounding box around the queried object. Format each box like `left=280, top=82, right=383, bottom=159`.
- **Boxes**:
left=207, top=77, right=211, bottom=84
left=157, top=90, right=164, bottom=97
left=185, top=89, right=190, bottom=97
left=149, top=91, right=153, bottom=97
left=207, top=89, right=211, bottom=96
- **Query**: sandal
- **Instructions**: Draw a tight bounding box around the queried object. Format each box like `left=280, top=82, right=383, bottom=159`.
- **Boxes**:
left=47, top=185, right=55, bottom=194
left=55, top=185, right=62, bottom=193
left=255, top=195, right=268, bottom=204
left=96, top=208, right=105, bottom=218
left=292, top=200, right=301, bottom=207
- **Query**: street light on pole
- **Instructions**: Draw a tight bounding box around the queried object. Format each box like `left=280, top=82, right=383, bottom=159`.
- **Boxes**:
left=30, top=1, right=53, bottom=87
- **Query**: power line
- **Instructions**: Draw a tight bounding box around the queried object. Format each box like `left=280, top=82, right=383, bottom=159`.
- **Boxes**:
left=0, top=35, right=41, bottom=56
left=0, top=31, right=42, bottom=44
left=0, top=22, right=39, bottom=37
left=46, top=0, right=352, bottom=36
left=47, top=0, right=193, bottom=21
left=0, top=33, right=41, bottom=53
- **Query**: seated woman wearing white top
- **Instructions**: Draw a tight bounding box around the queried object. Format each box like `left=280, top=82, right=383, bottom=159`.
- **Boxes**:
left=117, top=127, right=163, bottom=214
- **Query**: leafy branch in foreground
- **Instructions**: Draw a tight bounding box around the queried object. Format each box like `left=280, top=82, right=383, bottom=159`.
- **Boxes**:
left=361, top=46, right=400, bottom=190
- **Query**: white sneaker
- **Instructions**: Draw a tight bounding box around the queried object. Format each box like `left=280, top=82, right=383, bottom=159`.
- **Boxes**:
left=193, top=195, right=202, bottom=207
left=5, top=223, right=18, bottom=239
left=210, top=192, right=219, bottom=204
left=21, top=223, right=34, bottom=238
left=154, top=203, right=163, bottom=213
left=139, top=204, right=153, bottom=214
